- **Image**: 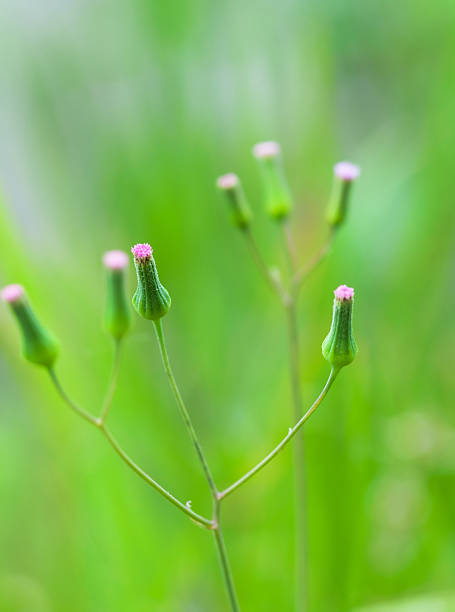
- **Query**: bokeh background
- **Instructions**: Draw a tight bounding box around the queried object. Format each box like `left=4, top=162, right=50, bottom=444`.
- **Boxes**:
left=1, top=1, right=455, bottom=610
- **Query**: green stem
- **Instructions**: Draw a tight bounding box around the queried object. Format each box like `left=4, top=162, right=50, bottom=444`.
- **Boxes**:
left=285, top=299, right=306, bottom=612
left=99, top=339, right=123, bottom=424
left=47, top=368, right=213, bottom=529
left=153, top=319, right=217, bottom=498
left=213, top=502, right=241, bottom=612
left=153, top=319, right=240, bottom=610
left=218, top=369, right=338, bottom=500
left=99, top=423, right=213, bottom=528
left=48, top=368, right=98, bottom=426
left=282, top=221, right=307, bottom=611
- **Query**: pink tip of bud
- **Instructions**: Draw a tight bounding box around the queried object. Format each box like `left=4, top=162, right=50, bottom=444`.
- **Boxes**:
left=334, top=284, right=354, bottom=301
left=216, top=173, right=239, bottom=190
left=334, top=161, right=360, bottom=181
left=131, top=243, right=153, bottom=260
left=103, top=250, right=129, bottom=270
left=253, top=141, right=281, bottom=159
left=1, top=284, right=25, bottom=303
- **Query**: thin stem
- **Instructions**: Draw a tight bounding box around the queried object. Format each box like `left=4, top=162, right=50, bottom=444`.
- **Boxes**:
left=218, top=368, right=338, bottom=500
left=213, top=502, right=241, bottom=612
left=48, top=368, right=98, bottom=426
left=99, top=423, right=213, bottom=528
left=281, top=220, right=308, bottom=611
left=99, top=339, right=123, bottom=424
left=47, top=368, right=213, bottom=529
left=285, top=299, right=306, bottom=612
left=153, top=319, right=240, bottom=610
left=153, top=319, right=217, bottom=498
left=285, top=302, right=303, bottom=419
left=243, top=227, right=288, bottom=302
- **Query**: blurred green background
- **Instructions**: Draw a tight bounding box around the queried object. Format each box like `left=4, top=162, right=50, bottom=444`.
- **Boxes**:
left=1, top=0, right=454, bottom=610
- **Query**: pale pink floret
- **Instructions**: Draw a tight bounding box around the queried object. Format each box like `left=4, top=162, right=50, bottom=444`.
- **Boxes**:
left=103, top=250, right=129, bottom=270
left=217, top=173, right=239, bottom=190
left=334, top=284, right=354, bottom=301
left=334, top=161, right=360, bottom=181
left=131, top=243, right=153, bottom=260
left=253, top=141, right=281, bottom=159
left=1, top=284, right=25, bottom=303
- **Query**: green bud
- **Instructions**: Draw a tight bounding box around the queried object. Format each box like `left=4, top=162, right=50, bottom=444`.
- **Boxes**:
left=1, top=284, right=59, bottom=367
left=216, top=173, right=252, bottom=229
left=103, top=250, right=131, bottom=340
left=131, top=243, right=171, bottom=321
left=326, top=161, right=360, bottom=228
left=253, top=141, right=293, bottom=220
left=322, top=285, right=358, bottom=370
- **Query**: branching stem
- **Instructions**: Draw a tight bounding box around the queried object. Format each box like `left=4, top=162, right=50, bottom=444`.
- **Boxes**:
left=47, top=367, right=213, bottom=529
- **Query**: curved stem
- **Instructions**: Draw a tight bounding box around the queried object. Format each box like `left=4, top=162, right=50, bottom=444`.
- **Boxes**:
left=153, top=319, right=217, bottom=498
left=99, top=424, right=213, bottom=528
left=99, top=339, right=123, bottom=424
left=218, top=368, right=338, bottom=500
left=47, top=368, right=213, bottom=529
left=48, top=368, right=98, bottom=426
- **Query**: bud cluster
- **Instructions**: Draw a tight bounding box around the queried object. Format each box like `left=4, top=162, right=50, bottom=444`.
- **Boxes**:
left=217, top=142, right=360, bottom=231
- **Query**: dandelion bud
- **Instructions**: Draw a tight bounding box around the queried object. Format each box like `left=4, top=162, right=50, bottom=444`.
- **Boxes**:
left=322, top=285, right=357, bottom=370
left=326, top=161, right=360, bottom=228
left=103, top=250, right=131, bottom=340
left=216, top=173, right=252, bottom=229
left=1, top=284, right=59, bottom=367
left=131, top=243, right=171, bottom=321
left=252, top=141, right=293, bottom=220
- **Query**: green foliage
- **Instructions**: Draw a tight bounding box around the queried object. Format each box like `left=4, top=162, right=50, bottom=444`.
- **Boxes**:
left=0, top=0, right=454, bottom=610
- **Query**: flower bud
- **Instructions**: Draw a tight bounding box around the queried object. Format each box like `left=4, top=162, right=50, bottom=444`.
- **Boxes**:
left=216, top=173, right=252, bottom=229
left=103, top=250, right=131, bottom=340
left=1, top=284, right=59, bottom=367
left=131, top=243, right=171, bottom=321
left=326, top=161, right=360, bottom=228
left=252, top=141, right=293, bottom=220
left=322, top=285, right=357, bottom=370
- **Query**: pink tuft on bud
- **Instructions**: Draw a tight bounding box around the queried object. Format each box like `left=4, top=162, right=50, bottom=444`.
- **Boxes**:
left=334, top=162, right=360, bottom=181
left=334, top=284, right=354, bottom=301
left=216, top=173, right=239, bottom=190
left=1, top=284, right=25, bottom=303
left=131, top=243, right=153, bottom=260
left=103, top=250, right=129, bottom=270
left=252, top=141, right=281, bottom=159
